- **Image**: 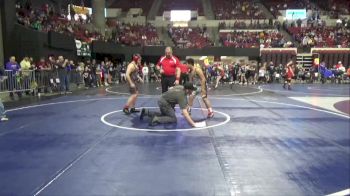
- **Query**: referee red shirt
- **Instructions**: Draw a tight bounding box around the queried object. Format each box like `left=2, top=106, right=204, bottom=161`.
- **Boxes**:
left=157, top=55, right=180, bottom=76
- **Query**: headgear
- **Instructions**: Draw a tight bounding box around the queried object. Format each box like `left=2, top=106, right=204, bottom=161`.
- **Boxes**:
left=132, top=54, right=141, bottom=63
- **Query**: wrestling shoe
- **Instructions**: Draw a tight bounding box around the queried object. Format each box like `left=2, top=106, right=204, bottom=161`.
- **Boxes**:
left=130, top=108, right=140, bottom=113
left=0, top=116, right=8, bottom=121
left=207, top=112, right=214, bottom=118
left=123, top=107, right=130, bottom=115
left=140, top=108, right=146, bottom=120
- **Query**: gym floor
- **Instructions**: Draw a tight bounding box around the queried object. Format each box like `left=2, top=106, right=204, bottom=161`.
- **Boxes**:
left=0, top=83, right=349, bottom=196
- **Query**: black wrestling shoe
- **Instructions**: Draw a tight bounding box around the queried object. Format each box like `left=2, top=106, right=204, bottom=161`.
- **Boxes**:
left=130, top=108, right=140, bottom=113
left=140, top=108, right=146, bottom=120
left=123, top=108, right=130, bottom=115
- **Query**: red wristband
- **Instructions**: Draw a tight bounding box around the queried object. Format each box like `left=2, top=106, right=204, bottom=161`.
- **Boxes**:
left=176, top=77, right=180, bottom=80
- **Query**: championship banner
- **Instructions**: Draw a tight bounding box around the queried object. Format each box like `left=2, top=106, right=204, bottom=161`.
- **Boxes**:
left=71, top=5, right=89, bottom=15
left=75, top=39, right=91, bottom=57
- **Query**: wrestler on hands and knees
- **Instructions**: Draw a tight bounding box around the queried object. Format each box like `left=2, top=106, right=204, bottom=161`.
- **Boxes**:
left=140, top=83, right=206, bottom=128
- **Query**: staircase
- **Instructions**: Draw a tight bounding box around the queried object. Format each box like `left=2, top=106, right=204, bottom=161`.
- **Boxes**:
left=156, top=27, right=174, bottom=47
left=148, top=0, right=163, bottom=20
left=201, top=0, right=215, bottom=19
left=297, top=53, right=313, bottom=71
left=208, top=27, right=220, bottom=46
left=256, top=2, right=275, bottom=19
left=280, top=28, right=295, bottom=43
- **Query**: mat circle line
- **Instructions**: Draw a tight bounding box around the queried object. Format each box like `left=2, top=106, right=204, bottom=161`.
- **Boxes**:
left=105, top=86, right=263, bottom=97
left=100, top=107, right=231, bottom=132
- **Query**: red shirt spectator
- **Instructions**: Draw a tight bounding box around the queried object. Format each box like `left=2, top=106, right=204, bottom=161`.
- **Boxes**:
left=335, top=61, right=342, bottom=69
left=178, top=63, right=189, bottom=74
left=36, top=58, right=50, bottom=70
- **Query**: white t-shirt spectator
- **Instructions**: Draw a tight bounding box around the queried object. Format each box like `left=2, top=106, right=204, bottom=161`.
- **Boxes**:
left=142, top=66, right=149, bottom=75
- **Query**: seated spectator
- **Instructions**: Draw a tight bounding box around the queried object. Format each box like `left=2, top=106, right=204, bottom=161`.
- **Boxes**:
left=220, top=30, right=289, bottom=48
left=263, top=0, right=311, bottom=17
left=212, top=0, right=267, bottom=20
left=288, top=26, right=350, bottom=48
left=168, top=26, right=213, bottom=48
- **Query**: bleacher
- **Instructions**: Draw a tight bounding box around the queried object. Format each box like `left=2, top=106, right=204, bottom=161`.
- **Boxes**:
left=219, top=30, right=288, bottom=48
left=262, top=0, right=311, bottom=17
left=211, top=0, right=266, bottom=20
left=288, top=26, right=350, bottom=48
left=169, top=27, right=213, bottom=48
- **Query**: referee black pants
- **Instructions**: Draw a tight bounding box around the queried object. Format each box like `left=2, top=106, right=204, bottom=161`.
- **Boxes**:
left=180, top=73, right=189, bottom=85
left=161, top=75, right=176, bottom=93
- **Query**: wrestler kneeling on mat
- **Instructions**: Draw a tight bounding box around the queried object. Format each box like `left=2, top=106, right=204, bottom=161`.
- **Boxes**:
left=186, top=58, right=214, bottom=118
left=123, top=54, right=144, bottom=115
left=140, top=83, right=206, bottom=128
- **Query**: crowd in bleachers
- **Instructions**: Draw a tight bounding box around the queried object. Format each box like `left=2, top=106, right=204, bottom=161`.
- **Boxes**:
left=108, top=20, right=161, bottom=46
left=315, top=0, right=350, bottom=18
left=288, top=26, right=350, bottom=48
left=212, top=0, right=266, bottom=20
left=12, top=1, right=350, bottom=50
left=16, top=3, right=162, bottom=46
left=220, top=31, right=293, bottom=48
left=218, top=20, right=280, bottom=30
left=168, top=26, right=213, bottom=48
left=263, top=0, right=312, bottom=17
left=16, top=3, right=105, bottom=43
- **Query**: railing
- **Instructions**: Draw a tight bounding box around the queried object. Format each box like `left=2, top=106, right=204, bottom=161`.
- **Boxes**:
left=0, top=70, right=36, bottom=93
left=0, top=70, right=84, bottom=94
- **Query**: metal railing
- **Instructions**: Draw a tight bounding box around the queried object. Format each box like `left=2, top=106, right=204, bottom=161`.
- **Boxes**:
left=1, top=70, right=84, bottom=94
left=0, top=70, right=36, bottom=93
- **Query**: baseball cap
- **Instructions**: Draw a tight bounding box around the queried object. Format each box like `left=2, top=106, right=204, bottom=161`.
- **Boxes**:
left=184, top=83, right=197, bottom=91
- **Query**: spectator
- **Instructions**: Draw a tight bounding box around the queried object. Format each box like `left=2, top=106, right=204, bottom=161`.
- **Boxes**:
left=95, top=61, right=102, bottom=87
left=56, top=56, right=70, bottom=94
left=20, top=56, right=33, bottom=94
left=142, top=63, right=149, bottom=83
left=297, top=19, right=302, bottom=27
left=120, top=63, right=126, bottom=83
left=5, top=56, right=22, bottom=99
left=36, top=57, right=50, bottom=70
left=90, top=59, right=97, bottom=87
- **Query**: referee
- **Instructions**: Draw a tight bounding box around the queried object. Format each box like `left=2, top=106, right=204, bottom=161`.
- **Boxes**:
left=156, top=47, right=181, bottom=93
